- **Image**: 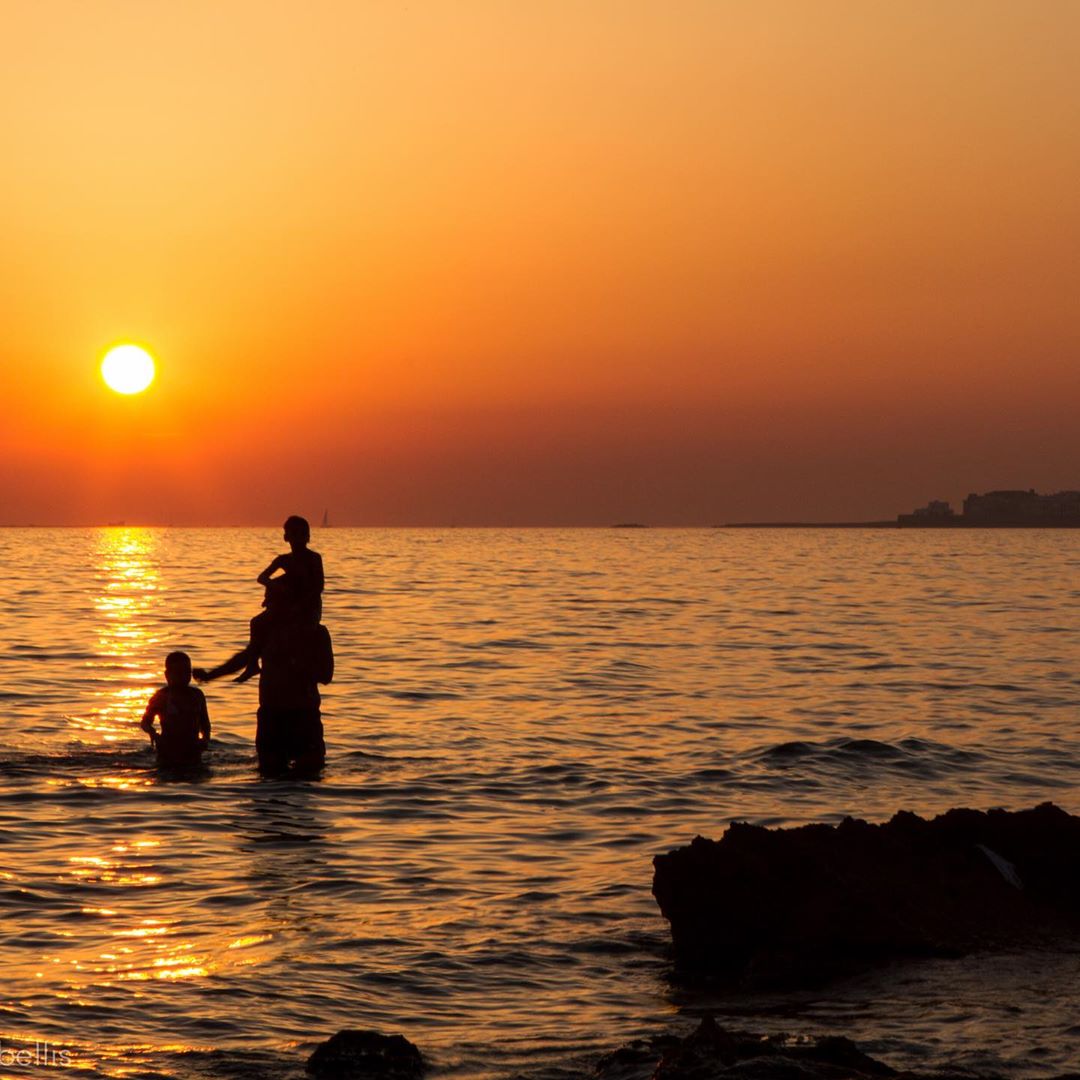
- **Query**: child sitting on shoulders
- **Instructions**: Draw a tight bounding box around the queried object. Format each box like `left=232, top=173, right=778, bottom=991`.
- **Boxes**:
left=141, top=651, right=211, bottom=767
left=257, top=515, right=324, bottom=624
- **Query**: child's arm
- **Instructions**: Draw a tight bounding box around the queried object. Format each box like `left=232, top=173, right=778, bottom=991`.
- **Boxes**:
left=140, top=692, right=161, bottom=746
left=195, top=615, right=263, bottom=683
left=256, top=554, right=287, bottom=586
left=197, top=692, right=211, bottom=746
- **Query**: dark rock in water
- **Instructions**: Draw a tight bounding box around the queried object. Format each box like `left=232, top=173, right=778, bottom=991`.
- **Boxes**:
left=595, top=1016, right=1004, bottom=1080
left=652, top=802, right=1080, bottom=987
left=307, top=1030, right=424, bottom=1079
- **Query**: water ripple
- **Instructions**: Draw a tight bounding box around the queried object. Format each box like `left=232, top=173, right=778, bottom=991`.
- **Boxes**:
left=1, top=527, right=1079, bottom=1078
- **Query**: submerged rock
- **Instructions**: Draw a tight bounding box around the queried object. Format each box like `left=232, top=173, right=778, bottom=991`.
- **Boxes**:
left=307, top=1030, right=424, bottom=1079
left=595, top=1016, right=1003, bottom=1080
left=652, top=802, right=1080, bottom=987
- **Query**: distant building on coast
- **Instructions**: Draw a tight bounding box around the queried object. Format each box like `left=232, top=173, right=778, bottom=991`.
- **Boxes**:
left=897, top=499, right=956, bottom=524
left=963, top=489, right=1080, bottom=523
left=898, top=489, right=1080, bottom=526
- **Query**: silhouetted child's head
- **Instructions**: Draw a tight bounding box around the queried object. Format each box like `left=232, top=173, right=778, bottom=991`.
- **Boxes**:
left=165, top=651, right=193, bottom=688
left=283, top=515, right=310, bottom=548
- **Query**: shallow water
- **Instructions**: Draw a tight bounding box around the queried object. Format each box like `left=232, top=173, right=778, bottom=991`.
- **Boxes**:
left=2, top=527, right=1080, bottom=1077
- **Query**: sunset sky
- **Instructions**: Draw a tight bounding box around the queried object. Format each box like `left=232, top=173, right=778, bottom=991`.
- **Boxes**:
left=2, top=1, right=1079, bottom=524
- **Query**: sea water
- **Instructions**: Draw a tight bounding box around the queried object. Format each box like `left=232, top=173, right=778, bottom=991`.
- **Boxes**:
left=2, top=527, right=1079, bottom=1078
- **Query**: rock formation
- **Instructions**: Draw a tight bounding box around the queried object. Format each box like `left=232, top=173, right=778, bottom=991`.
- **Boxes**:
left=652, top=802, right=1080, bottom=986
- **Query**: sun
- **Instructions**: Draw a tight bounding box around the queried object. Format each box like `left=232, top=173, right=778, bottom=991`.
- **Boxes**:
left=101, top=344, right=156, bottom=395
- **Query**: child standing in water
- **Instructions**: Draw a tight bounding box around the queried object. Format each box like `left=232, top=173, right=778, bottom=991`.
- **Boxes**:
left=257, top=515, right=324, bottom=623
left=141, top=651, right=211, bottom=766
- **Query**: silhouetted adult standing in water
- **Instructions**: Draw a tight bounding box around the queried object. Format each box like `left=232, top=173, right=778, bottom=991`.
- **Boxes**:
left=195, top=573, right=334, bottom=776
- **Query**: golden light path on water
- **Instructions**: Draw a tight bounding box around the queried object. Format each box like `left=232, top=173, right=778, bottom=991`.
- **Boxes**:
left=19, top=533, right=220, bottom=1062
left=1, top=530, right=281, bottom=1074
left=66, top=528, right=162, bottom=755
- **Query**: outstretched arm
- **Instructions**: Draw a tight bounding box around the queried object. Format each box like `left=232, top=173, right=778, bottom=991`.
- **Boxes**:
left=194, top=644, right=256, bottom=683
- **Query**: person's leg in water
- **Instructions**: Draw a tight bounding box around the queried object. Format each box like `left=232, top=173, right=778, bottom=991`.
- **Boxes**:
left=288, top=708, right=326, bottom=777
left=255, top=707, right=325, bottom=776
left=255, top=707, right=291, bottom=776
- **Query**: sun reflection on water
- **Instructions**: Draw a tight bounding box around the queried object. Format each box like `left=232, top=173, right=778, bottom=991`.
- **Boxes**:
left=51, top=847, right=219, bottom=985
left=74, top=529, right=163, bottom=746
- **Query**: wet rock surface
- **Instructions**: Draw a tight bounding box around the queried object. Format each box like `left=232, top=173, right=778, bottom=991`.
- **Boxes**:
left=307, top=1030, right=425, bottom=1079
left=652, top=802, right=1080, bottom=987
left=594, top=1016, right=1029, bottom=1080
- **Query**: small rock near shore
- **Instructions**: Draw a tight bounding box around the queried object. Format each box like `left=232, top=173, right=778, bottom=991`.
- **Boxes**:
left=307, top=1030, right=425, bottom=1079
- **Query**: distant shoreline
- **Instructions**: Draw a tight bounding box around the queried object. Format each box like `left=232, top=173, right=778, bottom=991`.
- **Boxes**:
left=6, top=520, right=1080, bottom=530
left=723, top=521, right=1080, bottom=528
left=723, top=521, right=896, bottom=528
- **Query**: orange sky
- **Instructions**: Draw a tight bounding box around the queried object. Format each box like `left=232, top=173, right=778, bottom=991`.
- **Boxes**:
left=2, top=1, right=1079, bottom=524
